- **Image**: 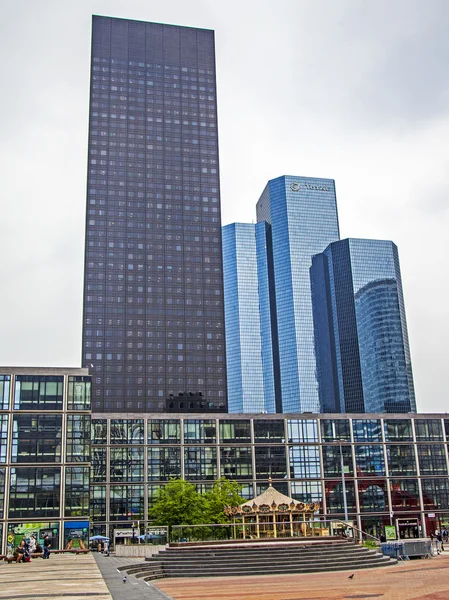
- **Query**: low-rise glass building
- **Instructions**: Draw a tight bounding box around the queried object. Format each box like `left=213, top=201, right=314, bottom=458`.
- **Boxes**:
left=90, top=413, right=449, bottom=542
left=0, top=367, right=91, bottom=553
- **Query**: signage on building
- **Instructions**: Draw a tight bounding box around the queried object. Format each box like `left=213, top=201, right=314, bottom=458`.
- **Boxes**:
left=290, top=182, right=330, bottom=192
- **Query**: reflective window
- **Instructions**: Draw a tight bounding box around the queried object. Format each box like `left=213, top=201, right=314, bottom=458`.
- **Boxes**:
left=67, top=376, right=91, bottom=410
left=291, top=481, right=323, bottom=505
left=0, top=375, right=10, bottom=409
left=184, top=420, right=216, bottom=444
left=354, top=445, right=385, bottom=476
left=0, top=468, right=5, bottom=518
left=417, top=445, right=447, bottom=475
left=14, top=376, right=63, bottom=410
left=92, top=419, right=107, bottom=444
left=384, top=419, right=413, bottom=441
left=287, top=419, right=318, bottom=443
left=91, top=485, right=107, bottom=521
left=289, top=446, right=320, bottom=478
left=9, top=467, right=61, bottom=518
left=0, top=414, right=8, bottom=462
left=390, top=479, right=420, bottom=512
left=322, top=445, right=354, bottom=477
left=219, top=420, right=251, bottom=444
left=353, top=420, right=382, bottom=442
left=148, top=419, right=180, bottom=444
left=110, top=447, right=144, bottom=481
left=11, top=414, right=62, bottom=463
left=148, top=447, right=181, bottom=481
left=325, top=480, right=356, bottom=514
left=415, top=419, right=443, bottom=441
left=184, top=447, right=217, bottom=479
left=254, top=446, right=287, bottom=479
left=65, top=467, right=90, bottom=517
left=358, top=481, right=387, bottom=512
left=92, top=447, right=107, bottom=482
left=110, top=419, right=144, bottom=444
left=220, top=447, right=252, bottom=479
left=66, top=415, right=90, bottom=462
left=320, top=419, right=351, bottom=442
left=386, top=445, right=417, bottom=476
left=110, top=485, right=144, bottom=520
left=421, top=478, right=449, bottom=510
left=254, top=420, right=284, bottom=443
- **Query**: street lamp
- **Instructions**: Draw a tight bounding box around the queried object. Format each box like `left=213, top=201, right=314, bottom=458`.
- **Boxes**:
left=338, top=440, right=349, bottom=525
left=331, top=423, right=349, bottom=525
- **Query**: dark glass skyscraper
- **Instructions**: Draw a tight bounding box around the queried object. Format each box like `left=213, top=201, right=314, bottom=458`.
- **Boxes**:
left=311, top=239, right=416, bottom=413
left=82, top=16, right=227, bottom=413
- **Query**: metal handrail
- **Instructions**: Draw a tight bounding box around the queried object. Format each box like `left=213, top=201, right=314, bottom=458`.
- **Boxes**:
left=330, top=519, right=380, bottom=543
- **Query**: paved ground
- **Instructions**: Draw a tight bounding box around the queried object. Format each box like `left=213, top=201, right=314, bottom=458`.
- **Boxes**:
left=3, top=550, right=449, bottom=599
left=153, top=552, right=449, bottom=600
left=93, top=554, right=172, bottom=600
left=0, top=553, right=111, bottom=600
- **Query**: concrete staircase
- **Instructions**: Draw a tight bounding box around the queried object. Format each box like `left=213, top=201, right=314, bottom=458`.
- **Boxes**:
left=120, top=538, right=396, bottom=580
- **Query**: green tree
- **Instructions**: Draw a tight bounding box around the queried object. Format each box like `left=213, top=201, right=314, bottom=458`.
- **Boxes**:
left=204, top=477, right=244, bottom=524
left=148, top=479, right=206, bottom=533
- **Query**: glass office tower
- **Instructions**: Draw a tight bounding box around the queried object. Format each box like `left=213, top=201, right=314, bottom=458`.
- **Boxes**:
left=256, top=176, right=340, bottom=413
left=82, top=16, right=227, bottom=412
left=311, top=239, right=416, bottom=413
left=222, top=223, right=276, bottom=413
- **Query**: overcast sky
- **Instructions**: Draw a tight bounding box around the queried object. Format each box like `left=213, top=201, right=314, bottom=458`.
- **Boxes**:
left=0, top=0, right=448, bottom=413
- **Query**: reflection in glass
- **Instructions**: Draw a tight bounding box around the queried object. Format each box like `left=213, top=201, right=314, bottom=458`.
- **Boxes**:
left=9, top=467, right=61, bottom=518
left=65, top=467, right=90, bottom=517
left=110, top=420, right=144, bottom=444
left=66, top=415, right=90, bottom=462
left=219, top=420, right=251, bottom=444
left=148, top=420, right=180, bottom=444
left=14, top=376, right=63, bottom=410
left=255, top=446, right=287, bottom=479
left=288, top=419, right=318, bottom=443
left=11, top=414, right=62, bottom=463
left=148, top=447, right=181, bottom=481
left=184, top=420, right=216, bottom=444
left=384, top=419, right=413, bottom=441
left=220, top=447, right=252, bottom=479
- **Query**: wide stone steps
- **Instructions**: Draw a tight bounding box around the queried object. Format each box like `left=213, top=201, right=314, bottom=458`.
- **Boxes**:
left=131, top=539, right=397, bottom=578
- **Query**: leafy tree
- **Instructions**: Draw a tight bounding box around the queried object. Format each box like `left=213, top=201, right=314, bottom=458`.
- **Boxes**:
left=148, top=479, right=206, bottom=533
left=204, top=477, right=244, bottom=524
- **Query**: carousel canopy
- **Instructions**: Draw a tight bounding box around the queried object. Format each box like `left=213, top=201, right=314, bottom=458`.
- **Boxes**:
left=225, top=481, right=320, bottom=516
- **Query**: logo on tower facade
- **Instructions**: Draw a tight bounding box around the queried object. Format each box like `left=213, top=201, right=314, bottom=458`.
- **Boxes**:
left=290, top=182, right=301, bottom=192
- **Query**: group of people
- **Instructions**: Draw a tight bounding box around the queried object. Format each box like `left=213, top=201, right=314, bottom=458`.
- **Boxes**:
left=8, top=535, right=51, bottom=563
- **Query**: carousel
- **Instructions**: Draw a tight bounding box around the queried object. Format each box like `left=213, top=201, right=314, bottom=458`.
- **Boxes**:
left=224, top=481, right=326, bottom=540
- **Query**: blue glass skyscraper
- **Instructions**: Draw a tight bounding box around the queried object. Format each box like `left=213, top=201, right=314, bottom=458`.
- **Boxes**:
left=311, top=239, right=416, bottom=413
left=256, top=176, right=340, bottom=413
left=222, top=223, right=276, bottom=413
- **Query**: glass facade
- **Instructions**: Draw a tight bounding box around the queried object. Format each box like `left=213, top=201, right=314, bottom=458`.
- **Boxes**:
left=0, top=368, right=91, bottom=553
left=256, top=175, right=340, bottom=413
left=222, top=223, right=268, bottom=413
left=86, top=413, right=449, bottom=542
left=82, top=16, right=226, bottom=413
left=311, top=239, right=416, bottom=413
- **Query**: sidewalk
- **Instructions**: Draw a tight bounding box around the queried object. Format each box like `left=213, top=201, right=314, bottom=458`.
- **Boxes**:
left=0, top=553, right=111, bottom=600
left=93, top=553, right=172, bottom=600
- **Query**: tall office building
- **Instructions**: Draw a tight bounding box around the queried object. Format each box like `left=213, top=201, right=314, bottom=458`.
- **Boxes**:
left=256, top=175, right=340, bottom=413
left=222, top=223, right=277, bottom=413
left=311, top=239, right=416, bottom=413
left=82, top=16, right=227, bottom=413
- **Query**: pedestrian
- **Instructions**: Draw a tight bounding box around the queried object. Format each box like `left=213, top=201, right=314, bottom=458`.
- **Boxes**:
left=43, top=535, right=51, bottom=559
left=436, top=530, right=444, bottom=553
left=103, top=540, right=110, bottom=556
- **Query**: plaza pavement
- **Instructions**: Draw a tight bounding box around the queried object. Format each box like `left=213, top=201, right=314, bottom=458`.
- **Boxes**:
left=153, top=551, right=449, bottom=600
left=0, top=553, right=111, bottom=600
left=3, top=550, right=449, bottom=600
